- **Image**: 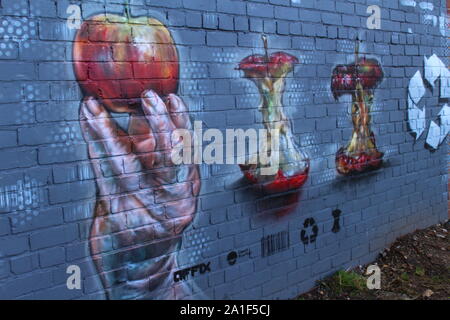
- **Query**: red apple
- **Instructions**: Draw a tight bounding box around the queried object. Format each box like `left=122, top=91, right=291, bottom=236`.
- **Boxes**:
left=73, top=14, right=179, bottom=113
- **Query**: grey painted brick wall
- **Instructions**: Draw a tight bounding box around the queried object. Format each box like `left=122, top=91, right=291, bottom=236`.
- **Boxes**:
left=0, top=0, right=448, bottom=300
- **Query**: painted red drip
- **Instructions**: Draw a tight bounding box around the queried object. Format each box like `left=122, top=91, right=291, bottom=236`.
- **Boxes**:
left=243, top=171, right=258, bottom=184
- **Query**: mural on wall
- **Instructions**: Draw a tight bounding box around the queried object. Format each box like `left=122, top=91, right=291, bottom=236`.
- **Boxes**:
left=331, top=40, right=384, bottom=176
left=237, top=35, right=310, bottom=213
left=407, top=54, right=450, bottom=150
left=0, top=0, right=448, bottom=302
left=73, top=6, right=201, bottom=299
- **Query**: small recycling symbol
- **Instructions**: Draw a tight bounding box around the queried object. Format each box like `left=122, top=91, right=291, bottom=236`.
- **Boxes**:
left=407, top=54, right=450, bottom=150
left=300, top=218, right=319, bottom=245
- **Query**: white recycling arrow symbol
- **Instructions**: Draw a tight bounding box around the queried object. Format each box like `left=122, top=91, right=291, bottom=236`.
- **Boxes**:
left=407, top=54, right=450, bottom=150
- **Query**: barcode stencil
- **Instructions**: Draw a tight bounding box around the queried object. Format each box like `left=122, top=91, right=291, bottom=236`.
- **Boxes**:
left=261, top=231, right=290, bottom=257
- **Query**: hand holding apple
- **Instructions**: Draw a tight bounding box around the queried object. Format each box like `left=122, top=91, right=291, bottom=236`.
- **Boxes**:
left=74, top=7, right=200, bottom=299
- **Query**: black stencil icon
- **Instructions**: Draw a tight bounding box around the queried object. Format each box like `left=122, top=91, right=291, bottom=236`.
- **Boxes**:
left=300, top=218, right=319, bottom=245
left=227, top=251, right=238, bottom=266
left=261, top=231, right=290, bottom=257
left=332, top=209, right=342, bottom=233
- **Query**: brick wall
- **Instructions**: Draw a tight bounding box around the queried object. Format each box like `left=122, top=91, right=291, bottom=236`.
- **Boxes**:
left=447, top=0, right=450, bottom=220
left=0, top=0, right=448, bottom=300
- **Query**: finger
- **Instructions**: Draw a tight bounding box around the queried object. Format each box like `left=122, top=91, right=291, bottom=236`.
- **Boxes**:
left=127, top=113, right=157, bottom=170
left=128, top=113, right=156, bottom=153
left=80, top=100, right=120, bottom=195
left=80, top=98, right=122, bottom=140
left=141, top=90, right=176, bottom=152
left=79, top=107, right=112, bottom=196
left=81, top=98, right=130, bottom=154
left=165, top=94, right=192, bottom=130
left=79, top=99, right=116, bottom=162
left=80, top=98, right=140, bottom=177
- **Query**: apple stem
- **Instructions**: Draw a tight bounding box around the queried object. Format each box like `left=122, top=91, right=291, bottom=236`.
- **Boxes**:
left=354, top=37, right=360, bottom=83
left=354, top=36, right=360, bottom=62
left=124, top=0, right=131, bottom=20
left=262, top=34, right=269, bottom=64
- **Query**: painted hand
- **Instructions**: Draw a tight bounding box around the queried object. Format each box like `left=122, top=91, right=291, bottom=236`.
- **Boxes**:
left=79, top=90, right=200, bottom=300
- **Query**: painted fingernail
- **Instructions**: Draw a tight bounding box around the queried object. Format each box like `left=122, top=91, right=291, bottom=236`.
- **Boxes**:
left=169, top=94, right=180, bottom=111
left=144, top=90, right=158, bottom=107
left=81, top=99, right=93, bottom=118
left=85, top=98, right=102, bottom=117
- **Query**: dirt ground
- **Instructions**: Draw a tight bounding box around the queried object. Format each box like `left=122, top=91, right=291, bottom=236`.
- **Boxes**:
left=298, top=221, right=450, bottom=300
